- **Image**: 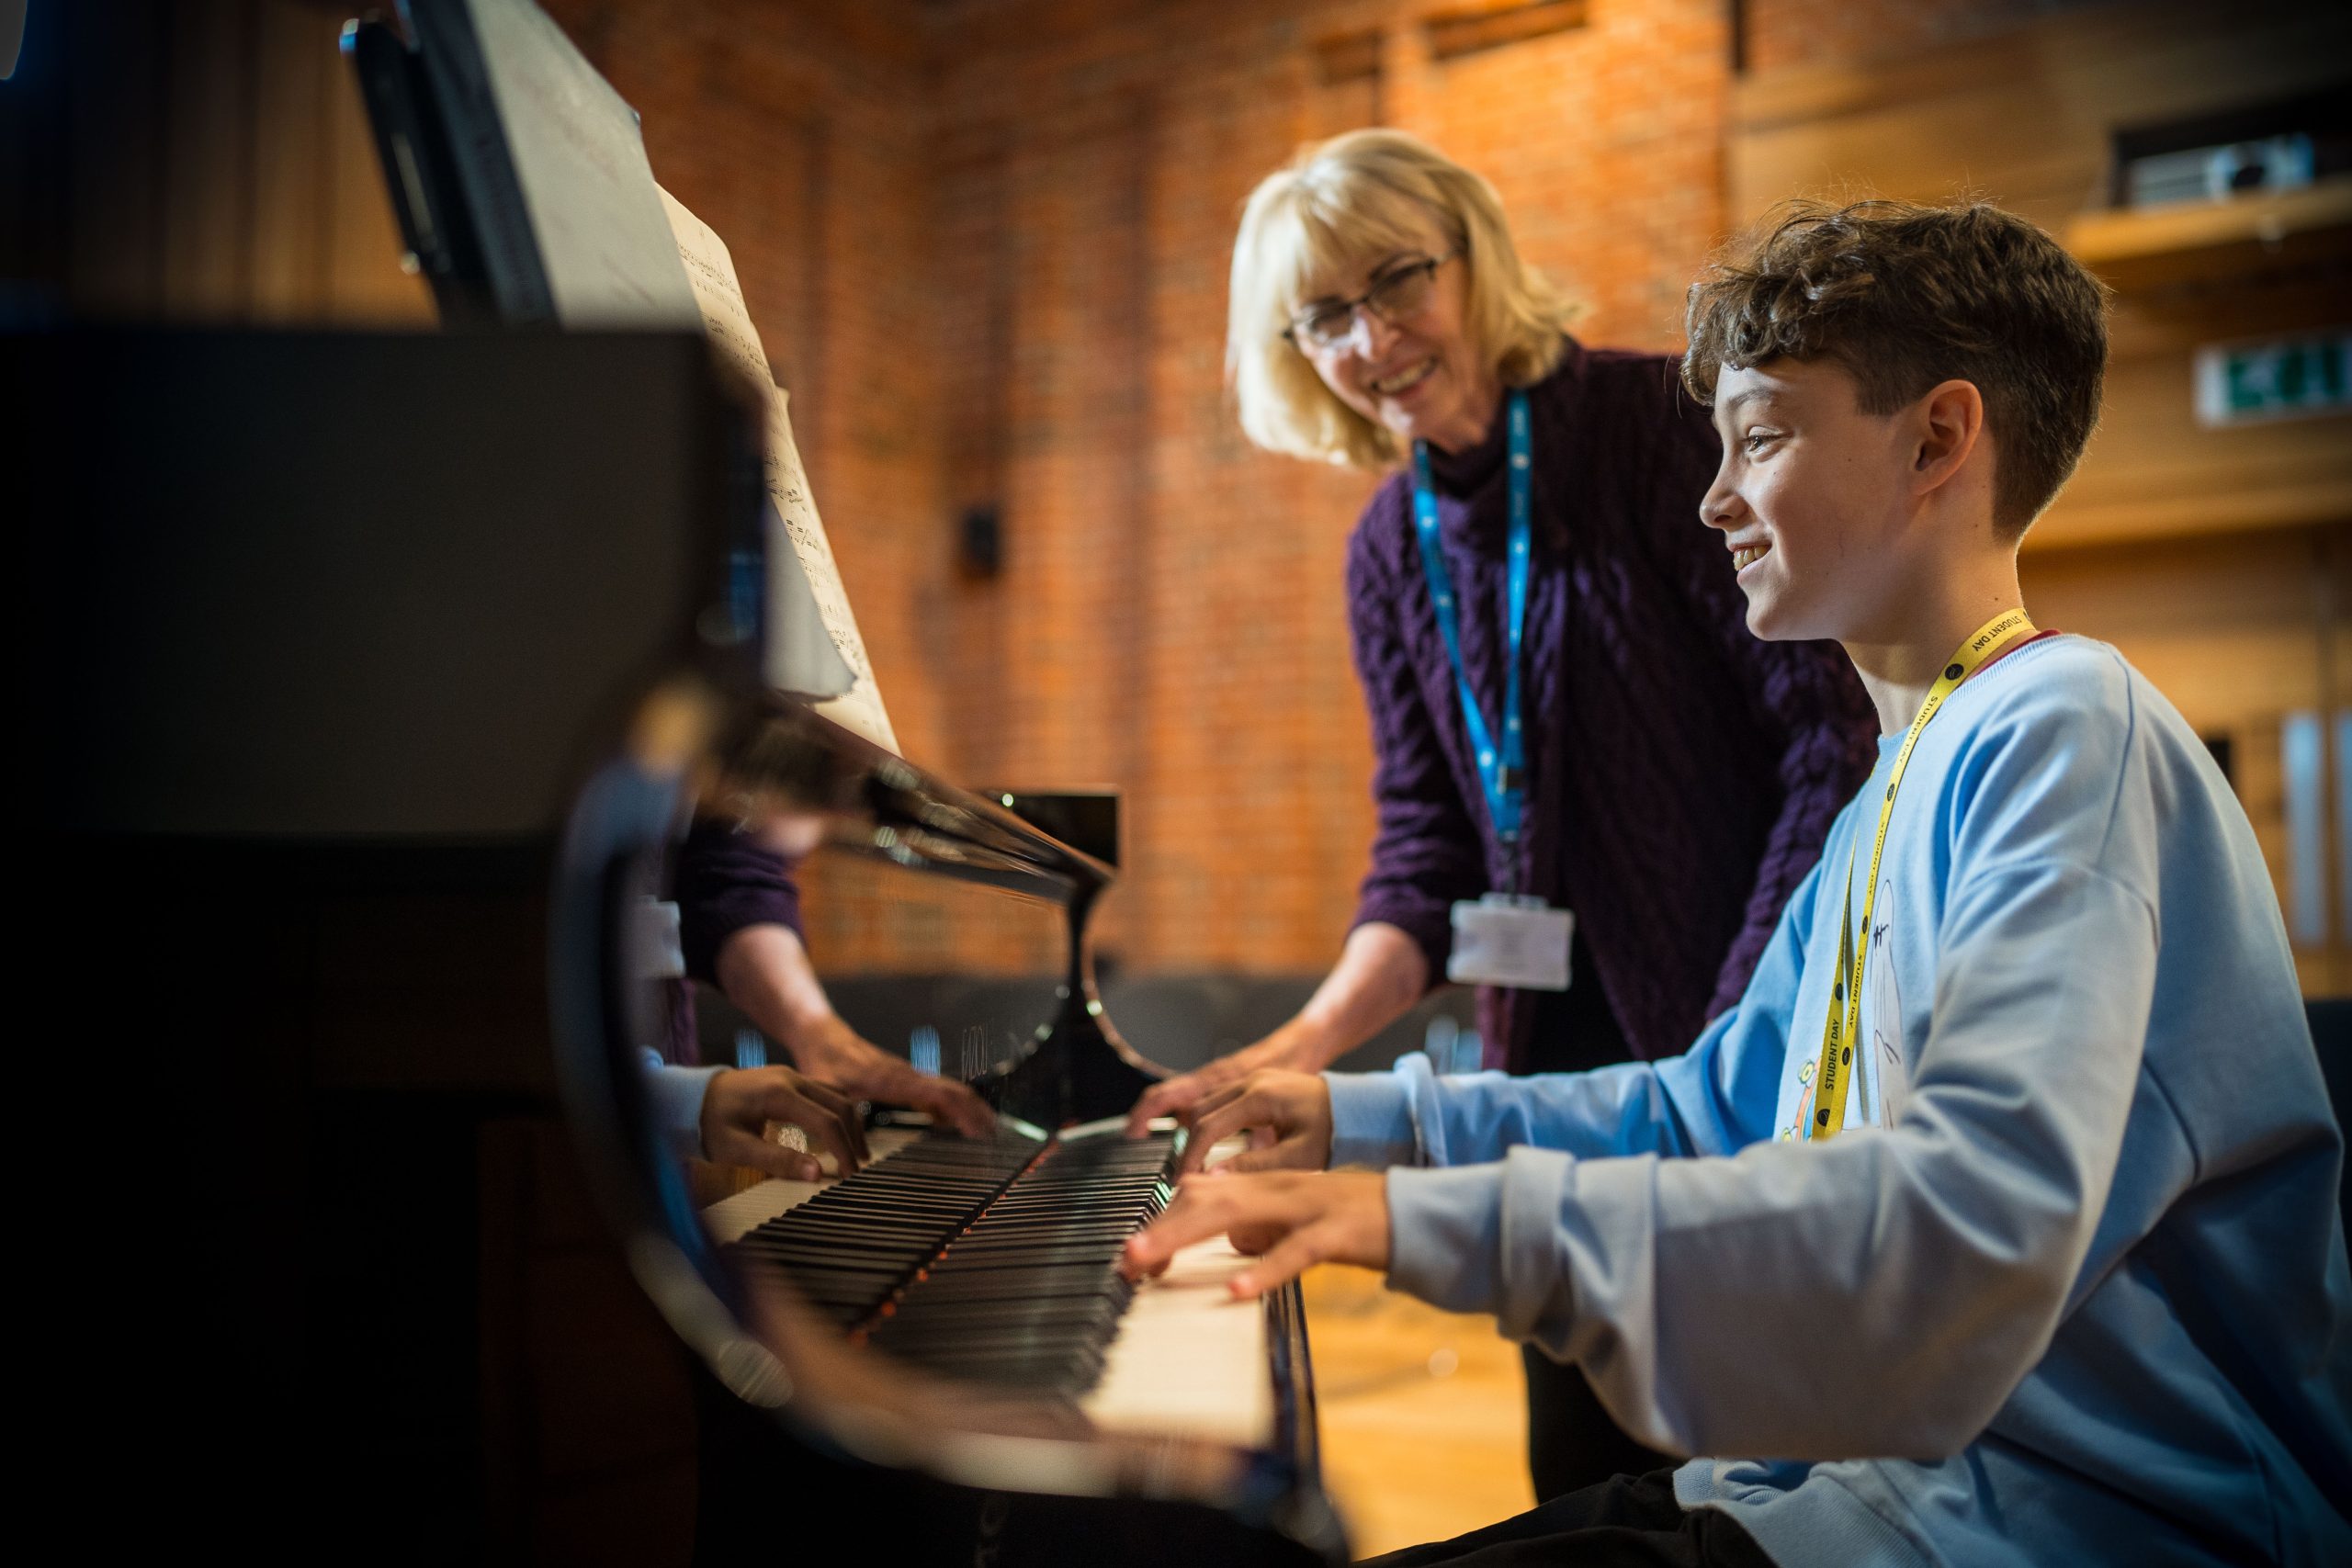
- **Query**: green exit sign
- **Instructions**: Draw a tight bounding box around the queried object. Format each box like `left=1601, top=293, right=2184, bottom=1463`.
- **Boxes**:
left=2194, top=332, right=2352, bottom=427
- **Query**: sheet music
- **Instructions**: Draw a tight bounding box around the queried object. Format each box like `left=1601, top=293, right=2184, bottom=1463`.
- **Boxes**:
left=660, top=187, right=899, bottom=753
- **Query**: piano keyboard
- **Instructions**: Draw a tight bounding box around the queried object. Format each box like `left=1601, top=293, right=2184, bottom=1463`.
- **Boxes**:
left=723, top=1128, right=1178, bottom=1398
left=706, top=1127, right=1277, bottom=1447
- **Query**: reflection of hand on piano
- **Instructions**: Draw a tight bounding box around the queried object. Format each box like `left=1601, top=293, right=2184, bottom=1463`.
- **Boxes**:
left=716, top=925, right=996, bottom=1136
left=702, top=1066, right=871, bottom=1181
left=1176, top=1071, right=1335, bottom=1176
left=787, top=1014, right=996, bottom=1136
left=1122, top=1170, right=1391, bottom=1302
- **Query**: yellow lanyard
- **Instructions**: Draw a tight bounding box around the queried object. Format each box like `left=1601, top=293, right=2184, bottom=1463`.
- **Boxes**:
left=1808, top=608, right=2038, bottom=1142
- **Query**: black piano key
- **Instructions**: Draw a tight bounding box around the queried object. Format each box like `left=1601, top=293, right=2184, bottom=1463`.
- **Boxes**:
left=722, top=1128, right=1182, bottom=1393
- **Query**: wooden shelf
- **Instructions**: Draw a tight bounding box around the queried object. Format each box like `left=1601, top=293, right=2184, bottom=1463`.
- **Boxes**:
left=2065, top=179, right=2352, bottom=292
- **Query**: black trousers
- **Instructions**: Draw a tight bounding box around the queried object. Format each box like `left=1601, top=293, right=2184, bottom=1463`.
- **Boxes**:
left=1523, top=1347, right=1673, bottom=1500
left=1517, top=968, right=1673, bottom=1500
left=1360, top=1469, right=1775, bottom=1568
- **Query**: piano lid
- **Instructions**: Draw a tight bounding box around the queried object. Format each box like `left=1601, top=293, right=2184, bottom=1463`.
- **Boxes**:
left=710, top=690, right=1115, bottom=905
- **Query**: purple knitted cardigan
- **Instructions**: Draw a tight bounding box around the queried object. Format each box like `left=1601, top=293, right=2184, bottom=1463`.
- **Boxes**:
left=660, top=818, right=807, bottom=1066
left=1347, top=340, right=1878, bottom=1069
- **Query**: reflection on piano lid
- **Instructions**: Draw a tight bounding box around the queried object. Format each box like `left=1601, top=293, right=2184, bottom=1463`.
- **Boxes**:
left=712, top=696, right=1172, bottom=1131
left=554, top=693, right=1343, bottom=1565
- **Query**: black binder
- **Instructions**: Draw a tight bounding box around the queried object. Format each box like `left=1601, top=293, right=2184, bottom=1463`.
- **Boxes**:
left=343, top=0, right=698, bottom=332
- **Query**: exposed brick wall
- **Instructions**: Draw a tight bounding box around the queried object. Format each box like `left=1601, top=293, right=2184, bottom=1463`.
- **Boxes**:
left=921, top=0, right=1742, bottom=976
left=543, top=0, right=1001, bottom=969
left=532, top=0, right=1745, bottom=981
left=537, top=0, right=2106, bottom=987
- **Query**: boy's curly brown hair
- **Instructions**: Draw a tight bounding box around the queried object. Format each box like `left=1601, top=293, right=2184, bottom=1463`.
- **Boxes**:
left=1682, top=198, right=2109, bottom=537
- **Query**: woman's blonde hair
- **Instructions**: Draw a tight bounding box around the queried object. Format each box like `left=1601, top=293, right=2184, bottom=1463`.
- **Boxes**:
left=1227, top=130, right=1578, bottom=470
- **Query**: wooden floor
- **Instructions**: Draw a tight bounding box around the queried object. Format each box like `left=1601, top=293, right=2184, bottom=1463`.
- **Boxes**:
left=1300, top=1265, right=1535, bottom=1562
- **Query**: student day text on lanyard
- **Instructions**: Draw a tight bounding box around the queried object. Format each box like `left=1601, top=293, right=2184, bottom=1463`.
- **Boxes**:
left=1808, top=607, right=2038, bottom=1140
left=1413, top=389, right=1574, bottom=994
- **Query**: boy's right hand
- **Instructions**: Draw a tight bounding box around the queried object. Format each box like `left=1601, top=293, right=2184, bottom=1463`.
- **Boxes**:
left=1177, top=1070, right=1334, bottom=1176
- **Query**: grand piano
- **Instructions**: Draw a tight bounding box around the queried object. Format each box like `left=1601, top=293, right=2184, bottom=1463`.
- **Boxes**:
left=369, top=0, right=1349, bottom=1544
left=558, top=687, right=1340, bottom=1565
left=22, top=0, right=1341, bottom=1560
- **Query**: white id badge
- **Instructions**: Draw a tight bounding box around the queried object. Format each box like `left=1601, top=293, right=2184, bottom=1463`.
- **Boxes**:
left=1447, top=894, right=1574, bottom=991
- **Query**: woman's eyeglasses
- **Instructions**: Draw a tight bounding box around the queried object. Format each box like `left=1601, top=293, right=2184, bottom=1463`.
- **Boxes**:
left=1284, top=253, right=1455, bottom=352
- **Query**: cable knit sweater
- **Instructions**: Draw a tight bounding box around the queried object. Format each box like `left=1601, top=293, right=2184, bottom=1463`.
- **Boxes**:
left=1347, top=340, right=1877, bottom=1070
left=659, top=818, right=807, bottom=1065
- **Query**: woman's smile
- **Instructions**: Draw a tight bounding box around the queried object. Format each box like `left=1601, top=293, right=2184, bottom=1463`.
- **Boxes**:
left=1368, top=356, right=1440, bottom=398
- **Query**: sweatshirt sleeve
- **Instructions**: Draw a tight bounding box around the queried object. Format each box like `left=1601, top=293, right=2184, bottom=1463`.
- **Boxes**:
left=1328, top=854, right=1826, bottom=1171
left=1344, top=502, right=1489, bottom=987
left=1383, top=692, right=2159, bottom=1462
left=674, top=818, right=806, bottom=985
left=641, top=1047, right=724, bottom=1164
left=1637, top=382, right=1877, bottom=1019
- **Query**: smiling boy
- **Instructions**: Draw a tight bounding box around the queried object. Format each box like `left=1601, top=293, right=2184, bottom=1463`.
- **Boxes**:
left=1124, top=200, right=2352, bottom=1565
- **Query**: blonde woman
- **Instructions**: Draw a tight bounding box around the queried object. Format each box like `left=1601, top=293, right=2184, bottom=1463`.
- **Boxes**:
left=1128, top=130, right=1877, bottom=1497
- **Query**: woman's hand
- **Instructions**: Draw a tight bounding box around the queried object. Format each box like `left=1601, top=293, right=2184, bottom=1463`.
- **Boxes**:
left=1177, top=1070, right=1335, bottom=1176
left=701, top=1065, right=869, bottom=1181
left=789, top=1013, right=996, bottom=1137
left=1125, top=1020, right=1329, bottom=1134
left=1121, top=1169, right=1390, bottom=1300
left=1126, top=924, right=1427, bottom=1135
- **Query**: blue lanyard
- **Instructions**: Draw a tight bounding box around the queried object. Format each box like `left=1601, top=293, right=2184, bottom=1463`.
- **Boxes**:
left=1410, top=389, right=1532, bottom=873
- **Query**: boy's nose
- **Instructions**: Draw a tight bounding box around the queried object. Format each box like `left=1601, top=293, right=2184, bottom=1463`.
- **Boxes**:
left=1699, top=472, right=1743, bottom=530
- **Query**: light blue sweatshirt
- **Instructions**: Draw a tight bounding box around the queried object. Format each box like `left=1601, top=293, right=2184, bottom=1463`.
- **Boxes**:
left=643, top=1048, right=725, bottom=1163
left=1326, top=636, right=2352, bottom=1566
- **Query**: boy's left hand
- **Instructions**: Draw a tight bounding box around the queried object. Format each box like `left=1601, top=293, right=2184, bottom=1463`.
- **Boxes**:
left=1120, top=1170, right=1390, bottom=1300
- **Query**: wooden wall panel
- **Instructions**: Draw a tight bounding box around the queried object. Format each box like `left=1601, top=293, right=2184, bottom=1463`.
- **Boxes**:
left=1729, top=0, right=2352, bottom=990
left=1724, top=0, right=2352, bottom=556
left=1727, top=2, right=2351, bottom=231
left=50, top=0, right=428, bottom=326
left=62, top=0, right=171, bottom=314
left=160, top=0, right=254, bottom=318
left=248, top=0, right=334, bottom=321
left=2023, top=524, right=2352, bottom=989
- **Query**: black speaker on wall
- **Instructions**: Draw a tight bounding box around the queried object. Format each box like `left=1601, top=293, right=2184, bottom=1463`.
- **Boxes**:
left=959, top=502, right=1003, bottom=580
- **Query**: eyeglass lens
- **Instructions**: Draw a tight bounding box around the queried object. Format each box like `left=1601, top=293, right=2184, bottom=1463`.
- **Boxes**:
left=1297, top=259, right=1440, bottom=348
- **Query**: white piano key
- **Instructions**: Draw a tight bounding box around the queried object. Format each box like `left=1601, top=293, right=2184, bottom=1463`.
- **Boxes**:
left=1080, top=1235, right=1274, bottom=1448
left=699, top=1130, right=1274, bottom=1448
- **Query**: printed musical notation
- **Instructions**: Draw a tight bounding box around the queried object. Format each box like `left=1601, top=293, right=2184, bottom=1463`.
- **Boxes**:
left=660, top=186, right=899, bottom=754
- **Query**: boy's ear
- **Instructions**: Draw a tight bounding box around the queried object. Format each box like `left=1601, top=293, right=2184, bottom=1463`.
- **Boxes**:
left=1910, top=378, right=1986, bottom=499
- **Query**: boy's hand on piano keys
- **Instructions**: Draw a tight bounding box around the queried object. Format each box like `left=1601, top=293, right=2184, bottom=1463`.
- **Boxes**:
left=702, top=1066, right=868, bottom=1181
left=1125, top=1022, right=1322, bottom=1135
left=1176, top=1071, right=1333, bottom=1176
left=1120, top=1170, right=1389, bottom=1300
left=789, top=1016, right=997, bottom=1137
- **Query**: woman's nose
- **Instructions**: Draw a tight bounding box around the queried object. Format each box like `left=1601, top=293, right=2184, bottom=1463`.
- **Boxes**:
left=1350, top=306, right=1401, bottom=361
